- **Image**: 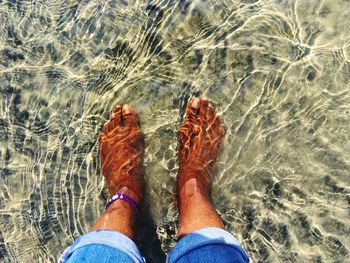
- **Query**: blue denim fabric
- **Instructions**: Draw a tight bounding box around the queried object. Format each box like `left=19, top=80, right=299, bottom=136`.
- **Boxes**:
left=59, top=230, right=145, bottom=263
left=59, top=227, right=249, bottom=263
left=167, top=227, right=249, bottom=263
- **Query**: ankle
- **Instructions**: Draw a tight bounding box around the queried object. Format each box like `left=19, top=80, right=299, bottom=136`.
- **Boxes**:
left=109, top=186, right=141, bottom=205
left=177, top=168, right=211, bottom=194
left=178, top=178, right=209, bottom=198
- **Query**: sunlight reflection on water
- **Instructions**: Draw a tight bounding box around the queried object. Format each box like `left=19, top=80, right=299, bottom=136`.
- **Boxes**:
left=0, top=0, right=349, bottom=262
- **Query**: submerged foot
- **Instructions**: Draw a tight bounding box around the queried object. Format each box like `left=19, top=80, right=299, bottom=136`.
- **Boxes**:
left=177, top=97, right=225, bottom=195
left=99, top=105, right=143, bottom=204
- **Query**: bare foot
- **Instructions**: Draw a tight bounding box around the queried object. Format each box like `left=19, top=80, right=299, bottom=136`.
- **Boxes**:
left=99, top=105, right=143, bottom=204
left=178, top=97, right=225, bottom=195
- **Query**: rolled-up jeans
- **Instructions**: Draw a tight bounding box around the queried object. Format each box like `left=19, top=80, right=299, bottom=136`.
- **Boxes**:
left=59, top=227, right=249, bottom=263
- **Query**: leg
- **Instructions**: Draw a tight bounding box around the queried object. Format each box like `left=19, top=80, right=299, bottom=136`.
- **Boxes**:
left=177, top=97, right=225, bottom=238
left=92, top=104, right=144, bottom=239
left=59, top=105, right=145, bottom=263
left=168, top=97, right=249, bottom=263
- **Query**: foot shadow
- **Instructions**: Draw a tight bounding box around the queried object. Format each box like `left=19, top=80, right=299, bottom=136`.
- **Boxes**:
left=135, top=207, right=167, bottom=263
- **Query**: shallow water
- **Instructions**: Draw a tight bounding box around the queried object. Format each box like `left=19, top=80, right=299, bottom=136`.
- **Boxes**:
left=0, top=0, right=349, bottom=262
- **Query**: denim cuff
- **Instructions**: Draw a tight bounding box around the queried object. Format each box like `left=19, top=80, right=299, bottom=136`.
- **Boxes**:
left=59, top=229, right=144, bottom=263
left=167, top=227, right=249, bottom=263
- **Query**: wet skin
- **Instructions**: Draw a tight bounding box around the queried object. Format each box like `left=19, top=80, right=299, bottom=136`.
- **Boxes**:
left=178, top=97, right=225, bottom=195
left=98, top=105, right=144, bottom=204
left=92, top=105, right=143, bottom=238
left=92, top=97, right=226, bottom=240
left=177, top=97, right=226, bottom=237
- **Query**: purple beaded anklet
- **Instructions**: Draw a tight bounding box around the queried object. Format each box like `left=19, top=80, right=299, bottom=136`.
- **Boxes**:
left=105, top=193, right=139, bottom=216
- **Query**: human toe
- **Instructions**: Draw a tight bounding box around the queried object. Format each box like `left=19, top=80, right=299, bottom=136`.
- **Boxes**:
left=99, top=133, right=106, bottom=143
left=211, top=115, right=222, bottom=131
left=103, top=123, right=109, bottom=133
left=122, top=104, right=139, bottom=127
left=185, top=97, right=200, bottom=121
left=198, top=97, right=209, bottom=120
left=211, top=115, right=225, bottom=136
left=104, top=106, right=122, bottom=132
left=206, top=102, right=216, bottom=124
left=113, top=105, right=123, bottom=127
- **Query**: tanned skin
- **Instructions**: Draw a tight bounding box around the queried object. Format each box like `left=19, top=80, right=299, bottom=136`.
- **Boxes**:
left=92, top=97, right=225, bottom=241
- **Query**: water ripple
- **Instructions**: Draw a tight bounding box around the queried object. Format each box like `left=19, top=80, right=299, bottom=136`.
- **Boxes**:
left=0, top=0, right=349, bottom=262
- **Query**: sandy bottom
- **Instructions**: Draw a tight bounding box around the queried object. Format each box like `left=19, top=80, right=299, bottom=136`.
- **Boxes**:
left=0, top=0, right=349, bottom=262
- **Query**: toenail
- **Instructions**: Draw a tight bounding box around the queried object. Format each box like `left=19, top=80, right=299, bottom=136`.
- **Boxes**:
left=114, top=105, right=122, bottom=112
left=191, top=98, right=200, bottom=109
left=123, top=105, right=132, bottom=114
